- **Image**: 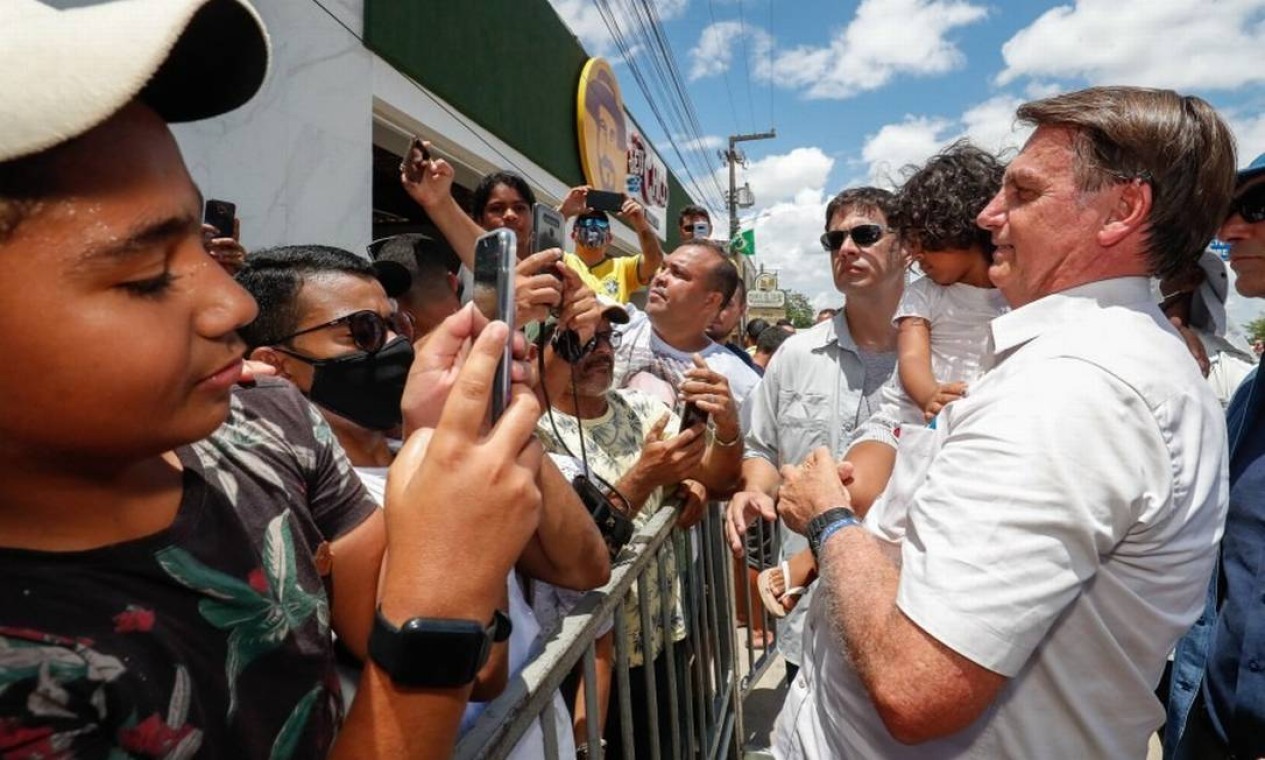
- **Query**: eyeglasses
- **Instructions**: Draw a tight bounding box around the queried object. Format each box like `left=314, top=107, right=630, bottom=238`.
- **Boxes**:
left=593, top=330, right=622, bottom=349
left=820, top=224, right=886, bottom=252
left=274, top=310, right=413, bottom=354
left=1229, top=183, right=1265, bottom=224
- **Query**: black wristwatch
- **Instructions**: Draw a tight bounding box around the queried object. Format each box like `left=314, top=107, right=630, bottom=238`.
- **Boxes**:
left=368, top=607, right=512, bottom=688
left=807, top=507, right=860, bottom=561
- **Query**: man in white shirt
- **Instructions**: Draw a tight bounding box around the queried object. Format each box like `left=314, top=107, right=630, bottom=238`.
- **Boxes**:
left=735, top=86, right=1236, bottom=758
left=612, top=239, right=759, bottom=416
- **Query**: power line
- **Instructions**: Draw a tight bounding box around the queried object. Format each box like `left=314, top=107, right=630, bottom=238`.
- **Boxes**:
left=736, top=0, right=757, bottom=131
left=706, top=0, right=742, bottom=135
left=593, top=0, right=728, bottom=213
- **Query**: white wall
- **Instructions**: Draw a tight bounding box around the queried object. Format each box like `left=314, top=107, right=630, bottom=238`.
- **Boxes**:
left=172, top=0, right=373, bottom=253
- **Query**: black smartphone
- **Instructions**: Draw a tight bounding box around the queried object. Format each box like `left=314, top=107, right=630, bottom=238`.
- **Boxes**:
left=203, top=199, right=236, bottom=238
left=531, top=203, right=566, bottom=255
left=679, top=401, right=709, bottom=434
left=473, top=228, right=518, bottom=422
left=586, top=189, right=625, bottom=213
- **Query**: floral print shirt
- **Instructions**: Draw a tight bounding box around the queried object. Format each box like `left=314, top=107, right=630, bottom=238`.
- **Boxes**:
left=537, top=389, right=686, bottom=668
left=0, top=380, right=377, bottom=759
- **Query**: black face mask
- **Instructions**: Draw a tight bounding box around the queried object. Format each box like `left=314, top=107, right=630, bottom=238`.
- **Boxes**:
left=301, top=336, right=414, bottom=431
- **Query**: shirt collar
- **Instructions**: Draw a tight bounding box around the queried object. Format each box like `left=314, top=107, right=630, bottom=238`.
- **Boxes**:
left=814, top=310, right=859, bottom=353
left=990, top=276, right=1154, bottom=358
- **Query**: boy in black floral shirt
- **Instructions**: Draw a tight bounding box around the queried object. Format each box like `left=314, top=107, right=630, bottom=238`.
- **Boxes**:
left=0, top=1, right=547, bottom=757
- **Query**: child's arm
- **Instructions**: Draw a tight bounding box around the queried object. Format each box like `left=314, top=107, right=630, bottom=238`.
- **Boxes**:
left=897, top=317, right=966, bottom=421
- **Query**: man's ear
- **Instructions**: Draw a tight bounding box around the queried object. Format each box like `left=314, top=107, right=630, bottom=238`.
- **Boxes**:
left=1098, top=179, right=1152, bottom=248
left=248, top=346, right=292, bottom=380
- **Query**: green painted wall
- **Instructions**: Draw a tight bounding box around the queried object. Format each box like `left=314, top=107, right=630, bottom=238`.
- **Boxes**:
left=364, top=0, right=698, bottom=250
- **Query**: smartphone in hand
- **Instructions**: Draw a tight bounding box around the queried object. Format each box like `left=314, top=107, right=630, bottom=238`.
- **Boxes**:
left=532, top=203, right=566, bottom=256
left=586, top=189, right=625, bottom=213
left=679, top=401, right=709, bottom=435
left=204, top=199, right=236, bottom=238
left=473, top=228, right=518, bottom=423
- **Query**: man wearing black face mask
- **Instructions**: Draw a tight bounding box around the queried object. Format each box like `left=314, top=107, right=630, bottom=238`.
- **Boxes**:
left=237, top=245, right=415, bottom=501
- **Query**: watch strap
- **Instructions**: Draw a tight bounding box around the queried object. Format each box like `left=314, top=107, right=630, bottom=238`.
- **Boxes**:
left=368, top=608, right=510, bottom=688
left=808, top=507, right=859, bottom=561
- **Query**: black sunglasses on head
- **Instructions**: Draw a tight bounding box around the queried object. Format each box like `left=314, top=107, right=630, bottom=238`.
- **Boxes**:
left=1229, top=183, right=1265, bottom=224
left=274, top=310, right=413, bottom=354
left=820, top=224, right=886, bottom=252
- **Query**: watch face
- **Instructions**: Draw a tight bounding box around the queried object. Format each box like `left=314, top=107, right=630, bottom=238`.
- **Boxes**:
left=372, top=617, right=491, bottom=688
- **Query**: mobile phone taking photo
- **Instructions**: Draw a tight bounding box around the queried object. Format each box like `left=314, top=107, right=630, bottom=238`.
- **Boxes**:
left=473, top=228, right=518, bottom=423
left=203, top=199, right=236, bottom=238
left=586, top=189, right=625, bottom=214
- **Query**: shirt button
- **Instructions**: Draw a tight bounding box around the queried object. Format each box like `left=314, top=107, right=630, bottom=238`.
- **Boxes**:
left=1249, top=659, right=1262, bottom=673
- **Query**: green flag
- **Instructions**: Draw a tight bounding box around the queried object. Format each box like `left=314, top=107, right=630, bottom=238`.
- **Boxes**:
left=732, top=228, right=755, bottom=256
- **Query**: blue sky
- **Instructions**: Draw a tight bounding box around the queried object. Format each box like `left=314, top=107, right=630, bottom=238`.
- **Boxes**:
left=547, top=0, right=1265, bottom=337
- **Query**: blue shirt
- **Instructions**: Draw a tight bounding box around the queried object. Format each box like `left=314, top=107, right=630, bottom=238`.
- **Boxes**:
left=1167, top=367, right=1265, bottom=757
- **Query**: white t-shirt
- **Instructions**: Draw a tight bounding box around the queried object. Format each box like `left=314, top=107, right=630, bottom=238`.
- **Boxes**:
left=612, top=310, right=761, bottom=425
left=353, top=465, right=389, bottom=505
left=882, top=278, right=1007, bottom=427
left=775, top=278, right=1227, bottom=759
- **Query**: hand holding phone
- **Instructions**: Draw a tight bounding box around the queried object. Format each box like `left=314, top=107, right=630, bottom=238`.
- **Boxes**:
left=473, top=228, right=518, bottom=422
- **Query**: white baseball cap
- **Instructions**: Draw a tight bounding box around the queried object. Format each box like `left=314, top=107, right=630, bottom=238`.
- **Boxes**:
left=0, top=0, right=269, bottom=163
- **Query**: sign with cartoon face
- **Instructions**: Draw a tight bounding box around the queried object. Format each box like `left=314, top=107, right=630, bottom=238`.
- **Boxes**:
left=576, top=58, right=628, bottom=194
left=577, top=58, right=671, bottom=241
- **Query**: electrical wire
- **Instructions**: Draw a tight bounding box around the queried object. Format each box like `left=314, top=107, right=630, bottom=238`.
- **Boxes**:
left=736, top=0, right=757, bottom=131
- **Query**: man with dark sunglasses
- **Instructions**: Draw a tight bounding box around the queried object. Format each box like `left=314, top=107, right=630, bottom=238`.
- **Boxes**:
left=236, top=245, right=417, bottom=497
left=728, top=186, right=906, bottom=682
left=1167, top=151, right=1265, bottom=760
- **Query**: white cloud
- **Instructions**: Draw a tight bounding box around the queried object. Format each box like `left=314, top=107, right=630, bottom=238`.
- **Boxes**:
left=757, top=0, right=989, bottom=99
left=747, top=193, right=841, bottom=310
left=857, top=95, right=1034, bottom=186
left=860, top=116, right=953, bottom=187
left=1228, top=111, right=1265, bottom=161
left=548, top=0, right=690, bottom=58
left=677, top=134, right=726, bottom=151
left=689, top=21, right=745, bottom=80
left=997, top=0, right=1265, bottom=91
left=717, top=147, right=836, bottom=211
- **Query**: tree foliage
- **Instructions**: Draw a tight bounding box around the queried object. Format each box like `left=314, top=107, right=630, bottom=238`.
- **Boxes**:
left=1245, top=316, right=1265, bottom=344
left=784, top=289, right=815, bottom=328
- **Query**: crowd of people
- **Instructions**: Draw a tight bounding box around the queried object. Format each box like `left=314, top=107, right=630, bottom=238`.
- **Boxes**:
left=3, top=1, right=1265, bottom=759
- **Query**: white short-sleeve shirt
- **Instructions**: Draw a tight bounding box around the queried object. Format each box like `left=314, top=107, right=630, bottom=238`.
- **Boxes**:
left=774, top=277, right=1228, bottom=759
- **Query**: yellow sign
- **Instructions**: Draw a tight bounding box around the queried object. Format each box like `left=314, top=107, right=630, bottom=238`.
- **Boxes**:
left=576, top=58, right=628, bottom=193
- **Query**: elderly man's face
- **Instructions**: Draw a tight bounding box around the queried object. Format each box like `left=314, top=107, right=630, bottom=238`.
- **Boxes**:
left=977, top=126, right=1120, bottom=308
left=0, top=102, right=258, bottom=460
left=1222, top=176, right=1265, bottom=298
left=571, top=316, right=618, bottom=398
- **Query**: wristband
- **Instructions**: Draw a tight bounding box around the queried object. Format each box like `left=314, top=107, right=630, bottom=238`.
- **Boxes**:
left=712, top=428, right=742, bottom=448
left=807, top=507, right=860, bottom=561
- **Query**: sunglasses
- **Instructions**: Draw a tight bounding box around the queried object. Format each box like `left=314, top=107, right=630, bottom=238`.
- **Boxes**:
left=1229, top=183, right=1265, bottom=224
left=275, top=310, right=413, bottom=354
left=820, top=224, right=886, bottom=252
left=578, top=218, right=611, bottom=230
left=593, top=330, right=622, bottom=349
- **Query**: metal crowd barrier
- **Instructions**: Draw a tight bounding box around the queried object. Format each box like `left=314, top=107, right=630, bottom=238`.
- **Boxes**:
left=454, top=501, right=764, bottom=759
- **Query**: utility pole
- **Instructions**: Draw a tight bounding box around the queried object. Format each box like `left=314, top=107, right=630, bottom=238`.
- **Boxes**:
left=722, top=130, right=775, bottom=283
left=724, top=130, right=776, bottom=243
